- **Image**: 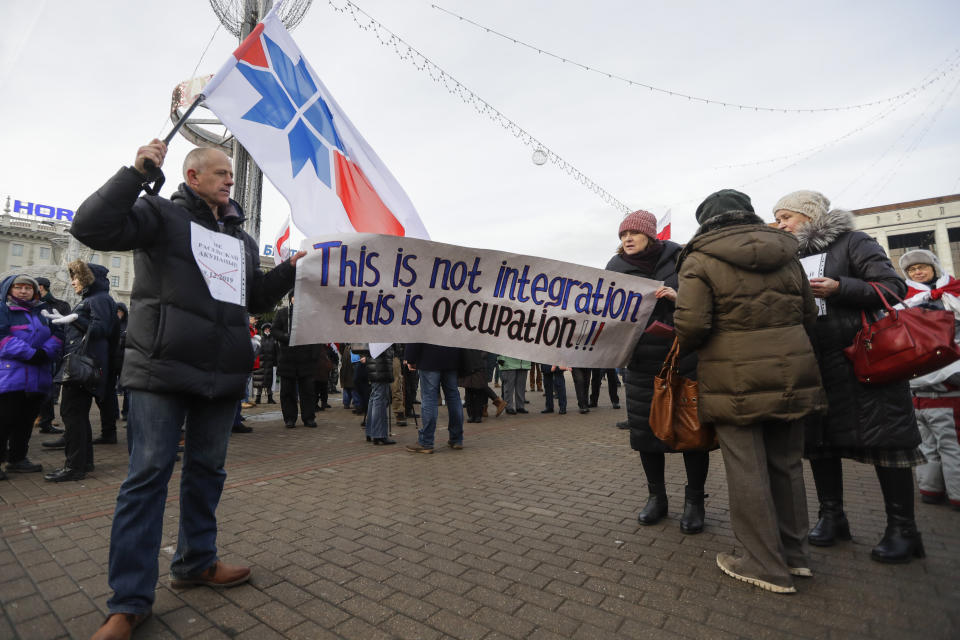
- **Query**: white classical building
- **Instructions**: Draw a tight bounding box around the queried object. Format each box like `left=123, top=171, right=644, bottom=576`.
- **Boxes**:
left=1, top=194, right=277, bottom=306
left=853, top=193, right=960, bottom=276
left=0, top=196, right=134, bottom=306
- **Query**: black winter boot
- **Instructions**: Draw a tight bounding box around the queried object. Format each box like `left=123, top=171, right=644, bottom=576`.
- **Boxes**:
left=872, top=467, right=925, bottom=563
left=808, top=500, right=851, bottom=546
left=679, top=486, right=706, bottom=534
left=637, top=484, right=668, bottom=525
left=808, top=457, right=851, bottom=546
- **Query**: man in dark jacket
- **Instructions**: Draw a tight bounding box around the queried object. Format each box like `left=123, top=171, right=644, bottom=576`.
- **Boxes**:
left=33, top=277, right=70, bottom=435
left=354, top=344, right=396, bottom=444
left=404, top=343, right=464, bottom=453
left=91, top=298, right=124, bottom=445
left=72, top=140, right=303, bottom=639
left=272, top=295, right=322, bottom=428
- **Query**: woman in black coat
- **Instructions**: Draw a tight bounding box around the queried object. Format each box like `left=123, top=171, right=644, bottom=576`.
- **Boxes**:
left=253, top=323, right=278, bottom=403
left=606, top=211, right=710, bottom=534
left=775, top=190, right=924, bottom=563
left=46, top=260, right=118, bottom=482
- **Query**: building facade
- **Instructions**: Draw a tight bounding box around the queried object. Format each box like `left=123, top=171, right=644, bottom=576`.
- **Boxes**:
left=853, top=194, right=960, bottom=277
left=2, top=195, right=277, bottom=308
left=1, top=197, right=134, bottom=307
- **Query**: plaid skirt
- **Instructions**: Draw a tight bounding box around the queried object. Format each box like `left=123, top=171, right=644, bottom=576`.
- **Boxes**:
left=806, top=446, right=926, bottom=468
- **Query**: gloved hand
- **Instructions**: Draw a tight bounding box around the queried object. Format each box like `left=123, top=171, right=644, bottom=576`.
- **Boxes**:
left=42, top=309, right=78, bottom=325
left=27, top=349, right=47, bottom=364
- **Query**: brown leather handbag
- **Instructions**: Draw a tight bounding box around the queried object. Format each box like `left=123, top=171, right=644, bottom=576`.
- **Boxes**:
left=649, top=338, right=717, bottom=451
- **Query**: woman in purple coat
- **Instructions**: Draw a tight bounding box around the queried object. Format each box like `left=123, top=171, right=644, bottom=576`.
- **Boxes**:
left=0, top=275, right=62, bottom=479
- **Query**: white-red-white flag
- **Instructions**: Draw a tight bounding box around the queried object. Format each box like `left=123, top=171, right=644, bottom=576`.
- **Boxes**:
left=656, top=209, right=672, bottom=241
left=273, top=215, right=292, bottom=266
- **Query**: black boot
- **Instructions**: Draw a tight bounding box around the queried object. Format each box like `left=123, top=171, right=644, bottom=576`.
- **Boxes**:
left=637, top=484, right=668, bottom=525
left=808, top=500, right=851, bottom=546
left=808, top=457, right=851, bottom=547
left=679, top=486, right=706, bottom=534
left=872, top=467, right=925, bottom=563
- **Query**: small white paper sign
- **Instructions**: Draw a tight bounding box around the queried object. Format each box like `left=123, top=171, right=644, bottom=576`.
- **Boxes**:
left=800, top=253, right=827, bottom=316
left=190, top=222, right=246, bottom=306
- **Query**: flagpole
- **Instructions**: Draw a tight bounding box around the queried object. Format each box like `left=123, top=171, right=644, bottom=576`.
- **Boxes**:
left=141, top=96, right=206, bottom=195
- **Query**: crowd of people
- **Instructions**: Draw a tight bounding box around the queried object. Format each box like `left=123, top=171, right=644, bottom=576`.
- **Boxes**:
left=2, top=136, right=958, bottom=638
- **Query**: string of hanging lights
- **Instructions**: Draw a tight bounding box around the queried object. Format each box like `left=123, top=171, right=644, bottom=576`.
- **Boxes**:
left=712, top=60, right=960, bottom=170
left=326, top=0, right=632, bottom=213
left=712, top=94, right=916, bottom=171
left=862, top=73, right=960, bottom=203
left=431, top=4, right=960, bottom=115
left=836, top=69, right=960, bottom=201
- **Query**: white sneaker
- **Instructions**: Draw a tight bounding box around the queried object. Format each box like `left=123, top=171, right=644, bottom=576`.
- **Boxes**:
left=716, top=552, right=796, bottom=594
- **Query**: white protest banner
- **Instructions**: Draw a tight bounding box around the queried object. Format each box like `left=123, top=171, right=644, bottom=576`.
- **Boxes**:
left=190, top=222, right=246, bottom=306
left=291, top=234, right=661, bottom=368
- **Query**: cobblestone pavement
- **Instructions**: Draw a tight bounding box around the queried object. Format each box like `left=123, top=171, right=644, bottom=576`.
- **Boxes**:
left=1, top=387, right=958, bottom=639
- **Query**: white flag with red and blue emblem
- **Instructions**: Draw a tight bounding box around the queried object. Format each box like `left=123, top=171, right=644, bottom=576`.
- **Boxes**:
left=202, top=3, right=428, bottom=239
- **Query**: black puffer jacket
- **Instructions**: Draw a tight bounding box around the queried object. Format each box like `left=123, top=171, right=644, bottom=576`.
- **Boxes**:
left=606, top=242, right=698, bottom=452
left=795, top=209, right=919, bottom=450
left=354, top=344, right=394, bottom=383
left=252, top=326, right=279, bottom=388
left=56, top=261, right=118, bottom=399
left=272, top=304, right=323, bottom=377
left=458, top=349, right=487, bottom=388
left=71, top=167, right=296, bottom=400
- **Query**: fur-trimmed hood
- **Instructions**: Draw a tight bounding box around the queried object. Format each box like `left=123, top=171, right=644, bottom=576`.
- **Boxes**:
left=793, top=208, right=857, bottom=255
left=67, top=260, right=111, bottom=296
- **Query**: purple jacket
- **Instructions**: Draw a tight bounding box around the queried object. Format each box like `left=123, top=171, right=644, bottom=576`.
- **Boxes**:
left=0, top=275, right=63, bottom=395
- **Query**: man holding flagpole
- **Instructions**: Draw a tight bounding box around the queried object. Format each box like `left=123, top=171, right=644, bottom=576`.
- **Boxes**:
left=75, top=140, right=305, bottom=640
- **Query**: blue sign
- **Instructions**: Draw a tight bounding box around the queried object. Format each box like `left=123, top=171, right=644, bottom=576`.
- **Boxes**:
left=12, top=199, right=74, bottom=222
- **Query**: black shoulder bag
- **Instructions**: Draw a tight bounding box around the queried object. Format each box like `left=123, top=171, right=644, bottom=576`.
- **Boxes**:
left=58, top=323, right=102, bottom=395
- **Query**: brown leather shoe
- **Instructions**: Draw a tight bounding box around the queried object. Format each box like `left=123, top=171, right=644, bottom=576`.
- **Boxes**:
left=91, top=611, right=150, bottom=640
left=494, top=398, right=508, bottom=417
left=169, top=561, right=251, bottom=588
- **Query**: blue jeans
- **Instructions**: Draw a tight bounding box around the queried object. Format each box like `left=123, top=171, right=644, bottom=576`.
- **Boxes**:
left=106, top=390, right=237, bottom=615
left=366, top=382, right=390, bottom=439
left=417, top=369, right=463, bottom=448
left=542, top=366, right=567, bottom=412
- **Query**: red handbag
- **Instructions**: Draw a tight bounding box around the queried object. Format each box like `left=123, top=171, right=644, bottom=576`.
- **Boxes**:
left=843, top=282, right=960, bottom=384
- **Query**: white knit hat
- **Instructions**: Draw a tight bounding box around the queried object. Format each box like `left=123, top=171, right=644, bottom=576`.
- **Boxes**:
left=772, top=190, right=830, bottom=221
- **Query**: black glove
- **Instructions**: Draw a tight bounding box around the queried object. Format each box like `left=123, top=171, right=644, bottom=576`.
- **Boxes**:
left=27, top=349, right=47, bottom=364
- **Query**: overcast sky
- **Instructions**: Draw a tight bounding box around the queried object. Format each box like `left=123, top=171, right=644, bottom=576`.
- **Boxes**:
left=2, top=0, right=958, bottom=268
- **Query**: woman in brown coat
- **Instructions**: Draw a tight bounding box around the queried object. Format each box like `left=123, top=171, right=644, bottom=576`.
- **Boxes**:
left=675, top=189, right=826, bottom=594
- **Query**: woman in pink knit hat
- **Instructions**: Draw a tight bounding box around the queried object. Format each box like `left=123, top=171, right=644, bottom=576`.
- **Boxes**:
left=606, top=210, right=713, bottom=534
